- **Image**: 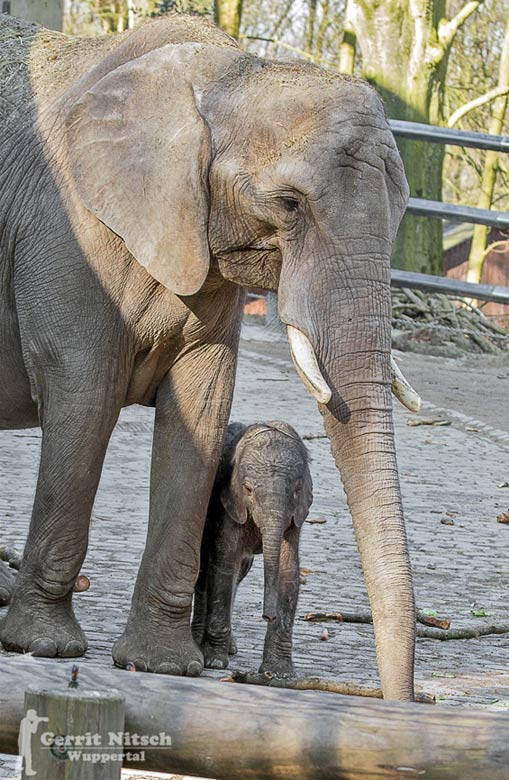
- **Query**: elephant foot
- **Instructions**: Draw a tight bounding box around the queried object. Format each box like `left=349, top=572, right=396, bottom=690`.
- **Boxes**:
left=113, top=624, right=204, bottom=676
left=0, top=594, right=87, bottom=657
left=0, top=562, right=16, bottom=607
left=229, top=633, right=238, bottom=656
left=259, top=657, right=296, bottom=678
left=202, top=640, right=229, bottom=670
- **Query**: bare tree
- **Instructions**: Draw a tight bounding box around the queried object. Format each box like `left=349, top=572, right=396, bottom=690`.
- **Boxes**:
left=466, top=8, right=509, bottom=283
left=215, top=0, right=243, bottom=38
left=341, top=0, right=485, bottom=275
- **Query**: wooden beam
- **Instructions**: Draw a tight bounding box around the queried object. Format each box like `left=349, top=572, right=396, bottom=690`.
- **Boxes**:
left=22, top=683, right=124, bottom=779
left=0, top=656, right=507, bottom=779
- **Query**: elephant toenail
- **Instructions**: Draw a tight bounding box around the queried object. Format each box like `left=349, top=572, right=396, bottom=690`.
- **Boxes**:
left=29, top=638, right=58, bottom=657
left=208, top=658, right=225, bottom=670
left=63, top=641, right=85, bottom=658
left=0, top=588, right=10, bottom=606
left=156, top=662, right=181, bottom=675
left=186, top=660, right=203, bottom=676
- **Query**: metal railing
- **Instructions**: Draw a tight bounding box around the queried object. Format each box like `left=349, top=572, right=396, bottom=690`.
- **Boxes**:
left=388, top=120, right=509, bottom=303
left=389, top=120, right=509, bottom=153
left=390, top=120, right=509, bottom=228
left=390, top=269, right=509, bottom=304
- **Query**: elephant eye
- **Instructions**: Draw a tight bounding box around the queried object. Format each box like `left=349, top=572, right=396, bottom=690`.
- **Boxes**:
left=280, top=196, right=300, bottom=212
left=243, top=483, right=253, bottom=495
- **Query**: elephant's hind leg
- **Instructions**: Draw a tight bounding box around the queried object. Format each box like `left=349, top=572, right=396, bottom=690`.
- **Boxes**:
left=0, top=384, right=121, bottom=657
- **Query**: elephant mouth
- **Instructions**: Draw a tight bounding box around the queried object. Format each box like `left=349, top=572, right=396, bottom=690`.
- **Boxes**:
left=218, top=242, right=279, bottom=255
left=286, top=325, right=421, bottom=412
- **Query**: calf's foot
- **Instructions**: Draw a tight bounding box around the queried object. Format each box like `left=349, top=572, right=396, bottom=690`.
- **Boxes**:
left=259, top=656, right=295, bottom=678
left=0, top=591, right=87, bottom=657
left=113, top=622, right=203, bottom=676
left=202, top=639, right=230, bottom=670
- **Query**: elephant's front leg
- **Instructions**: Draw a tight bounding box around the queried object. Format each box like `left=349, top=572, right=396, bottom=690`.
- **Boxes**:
left=260, top=526, right=300, bottom=677
left=113, top=343, right=238, bottom=675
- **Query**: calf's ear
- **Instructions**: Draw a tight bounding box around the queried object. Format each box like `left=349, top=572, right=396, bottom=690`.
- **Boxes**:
left=220, top=484, right=248, bottom=525
left=294, top=468, right=313, bottom=528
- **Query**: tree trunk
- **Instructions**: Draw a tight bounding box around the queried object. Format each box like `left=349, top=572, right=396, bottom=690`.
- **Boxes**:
left=345, top=0, right=482, bottom=275
left=305, top=0, right=317, bottom=56
left=467, top=9, right=509, bottom=284
left=337, top=0, right=355, bottom=75
left=214, top=0, right=243, bottom=39
left=2, top=657, right=509, bottom=779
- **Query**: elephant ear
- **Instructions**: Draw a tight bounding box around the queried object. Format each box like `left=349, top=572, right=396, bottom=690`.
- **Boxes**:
left=66, top=44, right=223, bottom=296
left=220, top=482, right=248, bottom=525
left=294, top=465, right=313, bottom=528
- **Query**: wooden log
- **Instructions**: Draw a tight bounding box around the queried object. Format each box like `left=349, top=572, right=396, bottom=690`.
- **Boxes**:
left=0, top=657, right=508, bottom=779
left=21, top=679, right=124, bottom=779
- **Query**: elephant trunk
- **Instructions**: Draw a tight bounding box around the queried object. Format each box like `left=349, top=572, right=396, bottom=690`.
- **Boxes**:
left=279, top=239, right=416, bottom=701
left=261, top=523, right=284, bottom=623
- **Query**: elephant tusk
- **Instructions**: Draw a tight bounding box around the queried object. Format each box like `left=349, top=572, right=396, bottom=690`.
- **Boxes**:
left=390, top=357, right=422, bottom=412
left=287, top=326, right=332, bottom=405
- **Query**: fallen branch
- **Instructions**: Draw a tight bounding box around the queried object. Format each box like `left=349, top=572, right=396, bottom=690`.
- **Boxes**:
left=416, top=624, right=509, bottom=641
left=303, top=609, right=450, bottom=630
left=301, top=610, right=509, bottom=640
left=391, top=289, right=508, bottom=353
left=224, top=670, right=435, bottom=704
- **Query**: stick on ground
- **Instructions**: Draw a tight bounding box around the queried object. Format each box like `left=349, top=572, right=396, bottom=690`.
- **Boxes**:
left=224, top=670, right=436, bottom=704
left=302, top=610, right=509, bottom=639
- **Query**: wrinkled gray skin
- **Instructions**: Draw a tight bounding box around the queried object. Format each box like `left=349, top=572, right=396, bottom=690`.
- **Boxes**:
left=192, top=421, right=312, bottom=676
left=0, top=14, right=415, bottom=698
left=0, top=563, right=16, bottom=607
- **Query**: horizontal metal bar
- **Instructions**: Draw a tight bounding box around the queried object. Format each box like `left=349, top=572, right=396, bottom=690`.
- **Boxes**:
left=389, top=120, right=509, bottom=152
left=406, top=197, right=509, bottom=228
left=391, top=269, right=509, bottom=304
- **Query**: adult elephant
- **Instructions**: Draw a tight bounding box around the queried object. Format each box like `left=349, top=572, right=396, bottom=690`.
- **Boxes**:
left=0, top=13, right=419, bottom=699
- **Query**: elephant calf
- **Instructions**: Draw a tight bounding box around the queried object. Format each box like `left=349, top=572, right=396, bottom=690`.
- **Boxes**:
left=192, top=421, right=312, bottom=676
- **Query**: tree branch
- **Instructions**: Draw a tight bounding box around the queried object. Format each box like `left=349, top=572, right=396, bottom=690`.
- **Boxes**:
left=240, top=34, right=320, bottom=62
left=448, top=86, right=509, bottom=127
left=302, top=610, right=509, bottom=640
left=224, top=671, right=436, bottom=703
left=439, top=1, right=485, bottom=50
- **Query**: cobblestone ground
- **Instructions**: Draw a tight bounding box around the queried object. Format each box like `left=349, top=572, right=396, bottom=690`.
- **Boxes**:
left=1, top=321, right=509, bottom=731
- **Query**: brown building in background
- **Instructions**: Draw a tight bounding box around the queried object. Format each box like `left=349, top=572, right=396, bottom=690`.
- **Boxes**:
left=444, top=224, right=509, bottom=326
